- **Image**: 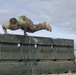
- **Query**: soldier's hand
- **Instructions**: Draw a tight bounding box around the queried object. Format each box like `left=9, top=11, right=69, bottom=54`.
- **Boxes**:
left=4, top=32, right=9, bottom=34
left=24, top=33, right=28, bottom=38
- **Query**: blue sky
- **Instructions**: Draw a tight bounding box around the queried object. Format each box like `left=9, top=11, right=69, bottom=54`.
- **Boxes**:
left=0, top=0, right=76, bottom=48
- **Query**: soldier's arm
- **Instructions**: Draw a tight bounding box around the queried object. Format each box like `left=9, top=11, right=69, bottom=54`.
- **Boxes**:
left=2, top=25, right=8, bottom=34
left=24, top=26, right=28, bottom=37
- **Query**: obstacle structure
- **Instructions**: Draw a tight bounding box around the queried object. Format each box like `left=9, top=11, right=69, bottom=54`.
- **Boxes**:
left=0, top=34, right=76, bottom=75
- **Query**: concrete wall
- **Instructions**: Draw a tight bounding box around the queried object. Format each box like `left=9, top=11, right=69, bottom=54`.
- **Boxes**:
left=74, top=51, right=76, bottom=61
left=0, top=34, right=75, bottom=75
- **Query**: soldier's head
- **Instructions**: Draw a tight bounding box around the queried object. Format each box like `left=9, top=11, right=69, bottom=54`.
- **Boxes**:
left=9, top=18, right=18, bottom=29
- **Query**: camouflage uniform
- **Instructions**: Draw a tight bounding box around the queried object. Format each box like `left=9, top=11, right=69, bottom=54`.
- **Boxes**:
left=20, top=15, right=52, bottom=33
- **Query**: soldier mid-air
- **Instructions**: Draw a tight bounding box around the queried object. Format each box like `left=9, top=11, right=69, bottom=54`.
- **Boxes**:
left=2, top=15, right=52, bottom=37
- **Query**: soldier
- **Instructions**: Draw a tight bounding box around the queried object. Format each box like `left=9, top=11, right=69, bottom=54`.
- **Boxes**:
left=2, top=15, right=52, bottom=37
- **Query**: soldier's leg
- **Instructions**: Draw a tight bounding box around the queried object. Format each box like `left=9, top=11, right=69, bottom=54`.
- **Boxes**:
left=26, top=22, right=52, bottom=33
left=20, top=15, right=52, bottom=33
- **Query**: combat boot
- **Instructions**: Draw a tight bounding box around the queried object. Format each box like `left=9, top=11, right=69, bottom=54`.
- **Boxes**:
left=41, top=22, right=52, bottom=31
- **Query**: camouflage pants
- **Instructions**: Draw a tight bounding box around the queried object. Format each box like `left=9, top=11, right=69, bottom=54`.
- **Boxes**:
left=20, top=15, right=45, bottom=33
